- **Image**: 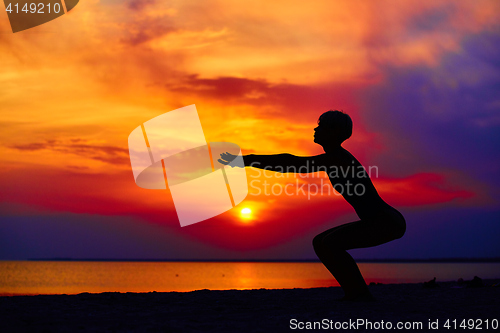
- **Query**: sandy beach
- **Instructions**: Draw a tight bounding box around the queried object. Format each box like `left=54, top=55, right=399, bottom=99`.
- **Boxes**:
left=0, top=279, right=499, bottom=332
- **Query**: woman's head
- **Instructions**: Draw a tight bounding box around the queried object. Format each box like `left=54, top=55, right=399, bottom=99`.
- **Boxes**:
left=314, top=110, right=353, bottom=146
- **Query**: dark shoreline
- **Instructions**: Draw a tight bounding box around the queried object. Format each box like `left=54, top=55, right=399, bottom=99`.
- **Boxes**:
left=1, top=280, right=499, bottom=332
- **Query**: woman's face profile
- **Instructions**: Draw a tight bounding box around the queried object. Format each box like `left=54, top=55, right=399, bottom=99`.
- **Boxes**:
left=313, top=121, right=334, bottom=146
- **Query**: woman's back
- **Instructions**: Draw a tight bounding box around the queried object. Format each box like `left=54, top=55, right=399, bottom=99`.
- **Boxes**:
left=324, top=147, right=392, bottom=220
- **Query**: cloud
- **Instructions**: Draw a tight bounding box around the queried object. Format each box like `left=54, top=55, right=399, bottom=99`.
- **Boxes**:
left=8, top=141, right=57, bottom=151
left=7, top=139, right=130, bottom=165
left=127, top=0, right=157, bottom=11
left=168, top=75, right=271, bottom=101
left=359, top=31, right=500, bottom=203
left=120, top=16, right=177, bottom=46
left=166, top=74, right=359, bottom=119
left=375, top=173, right=475, bottom=207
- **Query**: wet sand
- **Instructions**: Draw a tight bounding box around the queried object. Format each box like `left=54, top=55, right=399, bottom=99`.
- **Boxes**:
left=1, top=279, right=499, bottom=332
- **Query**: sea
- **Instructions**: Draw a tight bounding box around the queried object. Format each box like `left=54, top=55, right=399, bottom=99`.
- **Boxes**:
left=1, top=261, right=499, bottom=296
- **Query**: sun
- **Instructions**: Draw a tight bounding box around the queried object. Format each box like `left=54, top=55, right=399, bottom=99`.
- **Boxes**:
left=239, top=207, right=253, bottom=224
left=238, top=206, right=257, bottom=225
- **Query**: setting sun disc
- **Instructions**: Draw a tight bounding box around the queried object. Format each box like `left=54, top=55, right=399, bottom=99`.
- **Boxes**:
left=241, top=208, right=251, bottom=215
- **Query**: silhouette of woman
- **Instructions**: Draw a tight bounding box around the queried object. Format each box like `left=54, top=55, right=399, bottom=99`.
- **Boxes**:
left=219, top=110, right=406, bottom=301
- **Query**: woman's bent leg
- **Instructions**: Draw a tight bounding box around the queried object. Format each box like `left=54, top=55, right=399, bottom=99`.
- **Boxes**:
left=313, top=220, right=399, bottom=300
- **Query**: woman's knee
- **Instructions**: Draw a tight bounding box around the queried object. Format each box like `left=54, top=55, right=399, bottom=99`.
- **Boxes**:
left=394, top=224, right=406, bottom=239
left=313, top=234, right=337, bottom=253
left=318, top=236, right=347, bottom=254
left=387, top=219, right=406, bottom=240
left=387, top=209, right=406, bottom=240
left=312, top=234, right=324, bottom=252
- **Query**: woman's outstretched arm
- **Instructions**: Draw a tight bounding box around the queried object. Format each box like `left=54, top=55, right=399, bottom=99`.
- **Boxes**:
left=219, top=153, right=329, bottom=174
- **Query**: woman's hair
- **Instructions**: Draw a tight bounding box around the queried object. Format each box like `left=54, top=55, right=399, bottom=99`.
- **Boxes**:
left=318, top=110, right=353, bottom=143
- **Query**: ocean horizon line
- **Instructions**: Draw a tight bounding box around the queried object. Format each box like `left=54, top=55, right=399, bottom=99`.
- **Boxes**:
left=13, top=257, right=500, bottom=263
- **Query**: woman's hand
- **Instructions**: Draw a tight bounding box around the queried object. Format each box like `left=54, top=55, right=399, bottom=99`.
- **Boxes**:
left=218, top=152, right=239, bottom=166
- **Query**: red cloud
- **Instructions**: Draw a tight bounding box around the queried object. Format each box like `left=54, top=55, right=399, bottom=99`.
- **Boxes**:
left=375, top=173, right=475, bottom=207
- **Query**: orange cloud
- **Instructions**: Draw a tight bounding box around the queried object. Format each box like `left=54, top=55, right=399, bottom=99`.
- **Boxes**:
left=7, top=139, right=130, bottom=165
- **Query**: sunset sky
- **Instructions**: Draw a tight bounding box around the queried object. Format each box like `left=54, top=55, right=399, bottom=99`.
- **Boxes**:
left=1, top=0, right=499, bottom=260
